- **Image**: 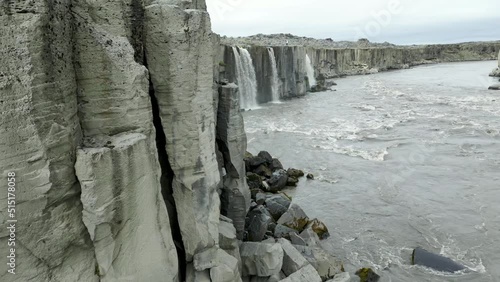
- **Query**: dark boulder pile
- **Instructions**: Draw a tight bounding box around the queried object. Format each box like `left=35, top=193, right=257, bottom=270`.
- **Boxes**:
left=240, top=151, right=380, bottom=281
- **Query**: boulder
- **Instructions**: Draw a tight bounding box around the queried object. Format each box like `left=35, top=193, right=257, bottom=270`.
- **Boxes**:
left=293, top=245, right=344, bottom=281
left=488, top=83, right=500, bottom=90
left=246, top=205, right=273, bottom=242
left=247, top=173, right=264, bottom=189
left=290, top=233, right=308, bottom=246
left=265, top=194, right=292, bottom=221
left=274, top=224, right=299, bottom=239
left=277, top=204, right=310, bottom=232
left=250, top=273, right=283, bottom=282
left=297, top=227, right=321, bottom=247
left=240, top=242, right=284, bottom=277
left=193, top=248, right=241, bottom=281
left=246, top=156, right=268, bottom=171
left=258, top=151, right=274, bottom=164
left=270, top=158, right=284, bottom=171
left=286, top=176, right=299, bottom=187
left=305, top=219, right=330, bottom=239
left=307, top=173, right=315, bottom=180
left=278, top=239, right=310, bottom=276
left=256, top=193, right=267, bottom=205
left=219, top=219, right=242, bottom=272
left=327, top=272, right=354, bottom=282
left=287, top=168, right=305, bottom=178
left=355, top=268, right=380, bottom=282
left=267, top=169, right=288, bottom=192
left=279, top=264, right=322, bottom=282
left=186, top=263, right=211, bottom=282
left=255, top=164, right=273, bottom=178
left=411, top=247, right=466, bottom=273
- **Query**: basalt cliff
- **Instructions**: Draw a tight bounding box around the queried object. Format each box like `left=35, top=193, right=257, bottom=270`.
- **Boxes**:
left=1, top=1, right=499, bottom=282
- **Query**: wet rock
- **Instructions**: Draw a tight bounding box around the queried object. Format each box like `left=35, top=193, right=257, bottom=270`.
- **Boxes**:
left=279, top=264, right=322, bottom=282
left=258, top=151, right=274, bottom=164
left=267, top=169, right=288, bottom=192
left=255, top=164, right=273, bottom=178
left=274, top=224, right=299, bottom=240
left=412, top=247, right=466, bottom=273
left=305, top=218, right=330, bottom=239
left=246, top=205, right=273, bottom=242
left=269, top=158, right=284, bottom=171
left=307, top=173, right=315, bottom=180
left=265, top=194, right=291, bottom=221
left=278, top=238, right=310, bottom=276
left=240, top=242, right=284, bottom=276
left=287, top=168, right=305, bottom=178
left=277, top=204, right=310, bottom=232
left=294, top=245, right=344, bottom=281
left=355, top=268, right=380, bottom=282
left=488, top=83, right=500, bottom=90
left=287, top=176, right=299, bottom=187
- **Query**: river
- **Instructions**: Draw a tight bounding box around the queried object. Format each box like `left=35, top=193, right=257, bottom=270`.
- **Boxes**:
left=243, top=61, right=500, bottom=281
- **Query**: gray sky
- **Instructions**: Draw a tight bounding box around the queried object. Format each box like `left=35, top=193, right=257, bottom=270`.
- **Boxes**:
left=206, top=0, right=500, bottom=45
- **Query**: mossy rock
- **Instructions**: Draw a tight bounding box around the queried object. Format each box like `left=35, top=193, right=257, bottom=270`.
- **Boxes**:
left=287, top=168, right=305, bottom=178
left=355, top=268, right=380, bottom=282
left=306, top=218, right=330, bottom=240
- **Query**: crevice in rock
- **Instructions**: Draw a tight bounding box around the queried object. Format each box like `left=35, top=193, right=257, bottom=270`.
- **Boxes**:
left=144, top=54, right=186, bottom=280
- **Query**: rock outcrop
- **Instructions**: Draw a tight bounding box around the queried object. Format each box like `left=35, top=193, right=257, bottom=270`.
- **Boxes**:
left=490, top=50, right=500, bottom=77
left=1, top=0, right=247, bottom=281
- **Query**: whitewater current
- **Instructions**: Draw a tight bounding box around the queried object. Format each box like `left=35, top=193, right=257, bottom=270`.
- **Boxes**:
left=243, top=61, right=500, bottom=282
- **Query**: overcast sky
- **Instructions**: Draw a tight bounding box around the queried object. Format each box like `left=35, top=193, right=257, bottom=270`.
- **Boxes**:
left=206, top=0, right=500, bottom=45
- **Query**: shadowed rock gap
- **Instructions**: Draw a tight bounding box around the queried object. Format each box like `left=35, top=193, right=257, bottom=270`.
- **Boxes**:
left=144, top=55, right=186, bottom=280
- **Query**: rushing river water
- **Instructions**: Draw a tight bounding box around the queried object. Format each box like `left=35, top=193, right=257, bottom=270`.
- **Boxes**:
left=243, top=61, right=500, bottom=282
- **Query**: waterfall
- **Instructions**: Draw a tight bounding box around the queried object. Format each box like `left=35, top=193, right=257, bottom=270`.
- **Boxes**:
left=232, top=46, right=259, bottom=110
left=306, top=54, right=317, bottom=87
left=267, top=47, right=281, bottom=102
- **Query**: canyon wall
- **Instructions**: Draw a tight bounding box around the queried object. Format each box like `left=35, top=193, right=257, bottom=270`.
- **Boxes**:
left=0, top=0, right=247, bottom=281
left=220, top=42, right=500, bottom=103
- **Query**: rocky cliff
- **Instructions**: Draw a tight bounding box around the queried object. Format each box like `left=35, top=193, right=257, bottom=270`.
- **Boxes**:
left=219, top=41, right=500, bottom=102
left=0, top=0, right=247, bottom=281
left=490, top=50, right=500, bottom=77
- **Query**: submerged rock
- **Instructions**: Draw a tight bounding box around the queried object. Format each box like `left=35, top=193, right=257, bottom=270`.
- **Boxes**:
left=488, top=83, right=500, bottom=90
left=307, top=173, right=315, bottom=180
left=412, top=247, right=466, bottom=273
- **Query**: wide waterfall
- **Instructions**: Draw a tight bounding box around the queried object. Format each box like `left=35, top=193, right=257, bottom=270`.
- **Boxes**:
left=232, top=46, right=259, bottom=110
left=305, top=54, right=317, bottom=87
left=267, top=47, right=281, bottom=102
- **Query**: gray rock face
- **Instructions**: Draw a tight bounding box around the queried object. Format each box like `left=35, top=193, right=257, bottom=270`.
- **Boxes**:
left=145, top=2, right=221, bottom=261
left=293, top=245, right=344, bottom=281
left=0, top=2, right=98, bottom=281
left=240, top=242, right=284, bottom=277
left=217, top=83, right=251, bottom=239
left=76, top=133, right=179, bottom=281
